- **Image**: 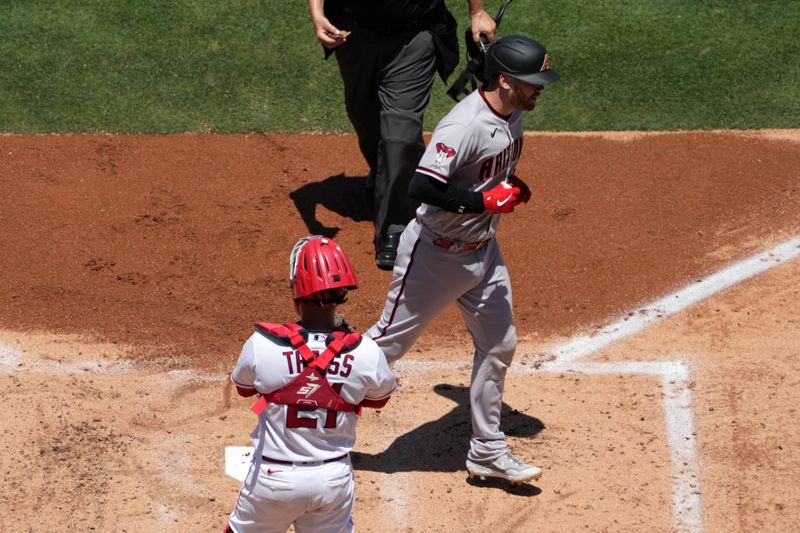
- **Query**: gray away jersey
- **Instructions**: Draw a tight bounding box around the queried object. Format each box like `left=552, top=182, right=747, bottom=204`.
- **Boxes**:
left=416, top=87, right=524, bottom=243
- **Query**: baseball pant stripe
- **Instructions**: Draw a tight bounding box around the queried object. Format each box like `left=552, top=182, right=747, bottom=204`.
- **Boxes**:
left=373, top=234, right=423, bottom=340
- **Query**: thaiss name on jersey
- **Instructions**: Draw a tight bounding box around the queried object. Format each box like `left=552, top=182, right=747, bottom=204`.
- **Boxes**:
left=281, top=349, right=354, bottom=378
left=478, top=137, right=523, bottom=181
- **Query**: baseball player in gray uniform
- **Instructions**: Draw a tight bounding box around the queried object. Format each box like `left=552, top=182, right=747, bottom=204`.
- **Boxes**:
left=226, top=236, right=396, bottom=533
left=367, top=35, right=559, bottom=484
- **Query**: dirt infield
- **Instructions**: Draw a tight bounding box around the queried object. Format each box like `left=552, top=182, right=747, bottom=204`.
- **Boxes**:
left=1, top=131, right=799, bottom=532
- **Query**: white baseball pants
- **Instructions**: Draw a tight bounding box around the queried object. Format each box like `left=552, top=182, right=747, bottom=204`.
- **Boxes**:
left=228, top=456, right=354, bottom=533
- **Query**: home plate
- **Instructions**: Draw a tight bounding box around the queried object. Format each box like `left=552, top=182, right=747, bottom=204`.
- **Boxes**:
left=225, top=446, right=255, bottom=482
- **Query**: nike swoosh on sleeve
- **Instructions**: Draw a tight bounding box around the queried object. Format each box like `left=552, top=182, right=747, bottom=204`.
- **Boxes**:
left=496, top=196, right=511, bottom=206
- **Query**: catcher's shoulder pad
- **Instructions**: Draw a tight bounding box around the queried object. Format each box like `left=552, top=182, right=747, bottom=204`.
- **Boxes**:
left=254, top=322, right=308, bottom=347
left=326, top=330, right=362, bottom=352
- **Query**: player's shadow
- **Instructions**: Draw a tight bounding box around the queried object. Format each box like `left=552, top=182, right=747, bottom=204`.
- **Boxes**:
left=289, top=173, right=373, bottom=238
left=351, top=383, right=544, bottom=495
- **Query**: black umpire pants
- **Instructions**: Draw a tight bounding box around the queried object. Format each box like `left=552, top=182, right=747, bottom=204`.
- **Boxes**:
left=334, top=27, right=437, bottom=250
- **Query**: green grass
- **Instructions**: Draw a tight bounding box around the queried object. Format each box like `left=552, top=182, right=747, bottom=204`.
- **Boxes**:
left=516, top=0, right=800, bottom=131
left=1, top=0, right=798, bottom=132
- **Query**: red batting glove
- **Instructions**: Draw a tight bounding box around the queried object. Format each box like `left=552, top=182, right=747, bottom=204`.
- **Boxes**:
left=507, top=174, right=532, bottom=203
left=482, top=182, right=521, bottom=213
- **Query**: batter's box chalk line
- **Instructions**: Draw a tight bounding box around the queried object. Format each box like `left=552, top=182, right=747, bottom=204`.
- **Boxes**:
left=550, top=360, right=703, bottom=533
left=222, top=235, right=800, bottom=533
left=538, top=235, right=800, bottom=366
left=0, top=343, right=23, bottom=369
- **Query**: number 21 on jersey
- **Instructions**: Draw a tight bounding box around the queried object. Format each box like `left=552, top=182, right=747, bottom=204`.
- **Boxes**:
left=286, top=382, right=344, bottom=429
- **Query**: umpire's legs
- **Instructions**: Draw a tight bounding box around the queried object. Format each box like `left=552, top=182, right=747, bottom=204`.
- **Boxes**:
left=374, top=29, right=437, bottom=242
left=335, top=30, right=381, bottom=175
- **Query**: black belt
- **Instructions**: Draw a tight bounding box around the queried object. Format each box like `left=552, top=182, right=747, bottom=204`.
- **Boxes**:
left=261, top=454, right=348, bottom=466
left=433, top=237, right=490, bottom=251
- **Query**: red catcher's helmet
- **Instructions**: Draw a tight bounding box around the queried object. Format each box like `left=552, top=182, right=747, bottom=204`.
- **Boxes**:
left=289, top=236, right=358, bottom=304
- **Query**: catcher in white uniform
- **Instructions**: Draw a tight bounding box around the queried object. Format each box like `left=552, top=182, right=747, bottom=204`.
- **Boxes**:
left=367, top=35, right=559, bottom=484
left=226, top=236, right=396, bottom=533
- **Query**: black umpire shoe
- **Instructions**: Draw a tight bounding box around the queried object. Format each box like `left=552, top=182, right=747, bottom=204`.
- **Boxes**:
left=375, top=231, right=402, bottom=271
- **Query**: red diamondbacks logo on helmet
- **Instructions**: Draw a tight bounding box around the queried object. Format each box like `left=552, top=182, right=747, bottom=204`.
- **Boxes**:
left=540, top=53, right=551, bottom=72
left=434, top=142, right=456, bottom=165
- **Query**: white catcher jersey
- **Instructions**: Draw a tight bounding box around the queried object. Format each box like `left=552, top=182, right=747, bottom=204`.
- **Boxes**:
left=416, top=87, right=525, bottom=243
left=231, top=329, right=396, bottom=462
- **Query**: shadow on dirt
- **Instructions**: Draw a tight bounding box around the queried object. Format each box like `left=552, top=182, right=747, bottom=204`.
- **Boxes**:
left=352, top=383, right=544, bottom=494
left=289, top=173, right=374, bottom=238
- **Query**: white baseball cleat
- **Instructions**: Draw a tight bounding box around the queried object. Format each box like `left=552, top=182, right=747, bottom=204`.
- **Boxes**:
left=466, top=452, right=543, bottom=484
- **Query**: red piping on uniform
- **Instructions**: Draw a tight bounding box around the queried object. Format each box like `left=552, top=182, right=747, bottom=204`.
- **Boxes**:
left=479, top=87, right=512, bottom=120
left=417, top=166, right=448, bottom=182
left=236, top=385, right=258, bottom=398
left=231, top=375, right=254, bottom=390
left=361, top=385, right=396, bottom=408
left=360, top=396, right=391, bottom=409
left=373, top=236, right=422, bottom=340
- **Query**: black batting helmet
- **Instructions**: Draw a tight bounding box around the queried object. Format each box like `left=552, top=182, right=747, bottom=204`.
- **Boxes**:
left=485, top=35, right=560, bottom=85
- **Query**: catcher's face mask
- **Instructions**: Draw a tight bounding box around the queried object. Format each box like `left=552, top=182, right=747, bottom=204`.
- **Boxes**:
left=296, top=288, right=348, bottom=308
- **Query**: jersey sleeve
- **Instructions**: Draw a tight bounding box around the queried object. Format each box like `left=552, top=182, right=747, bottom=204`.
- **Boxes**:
left=230, top=334, right=257, bottom=390
left=360, top=345, right=396, bottom=408
left=416, top=120, right=475, bottom=183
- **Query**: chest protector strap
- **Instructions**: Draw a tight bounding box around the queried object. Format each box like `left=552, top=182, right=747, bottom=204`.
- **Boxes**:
left=249, top=322, right=363, bottom=417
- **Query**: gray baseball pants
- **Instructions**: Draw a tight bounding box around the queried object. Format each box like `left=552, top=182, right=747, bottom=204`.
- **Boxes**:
left=367, top=220, right=517, bottom=462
